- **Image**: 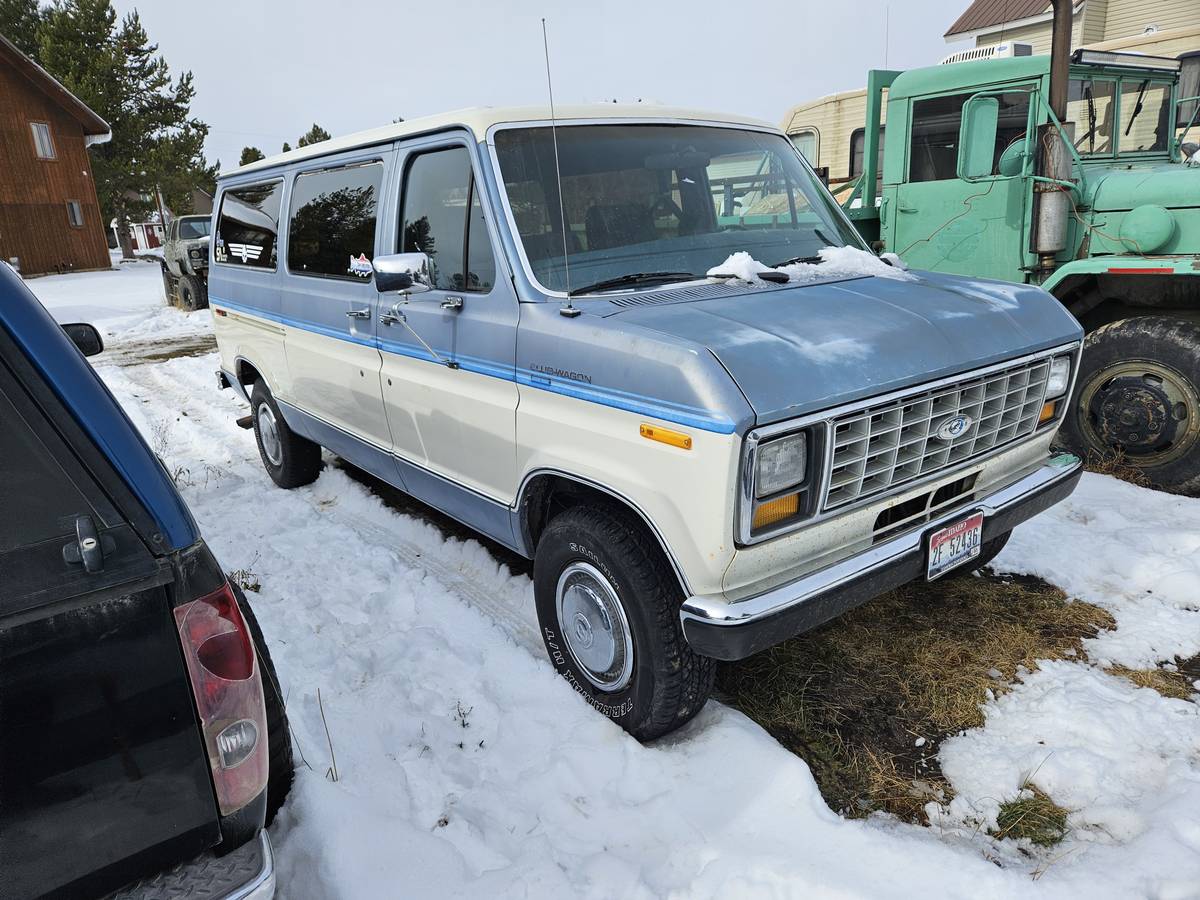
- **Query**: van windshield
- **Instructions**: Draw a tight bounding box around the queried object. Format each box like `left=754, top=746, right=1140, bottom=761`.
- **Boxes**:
left=493, top=124, right=864, bottom=294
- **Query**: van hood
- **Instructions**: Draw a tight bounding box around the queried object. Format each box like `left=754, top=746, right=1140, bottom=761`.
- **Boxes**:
left=1088, top=163, right=1200, bottom=211
left=610, top=273, right=1082, bottom=425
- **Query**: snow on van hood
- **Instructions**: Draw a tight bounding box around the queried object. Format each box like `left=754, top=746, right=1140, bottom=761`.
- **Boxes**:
left=612, top=261, right=1082, bottom=425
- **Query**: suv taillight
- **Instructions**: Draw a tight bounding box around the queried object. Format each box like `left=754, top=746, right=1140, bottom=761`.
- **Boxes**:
left=174, top=583, right=268, bottom=816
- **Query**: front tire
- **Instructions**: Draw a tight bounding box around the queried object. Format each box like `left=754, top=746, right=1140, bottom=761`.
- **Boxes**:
left=1058, top=317, right=1200, bottom=494
left=533, top=505, right=714, bottom=741
left=179, top=274, right=208, bottom=311
left=250, top=381, right=321, bottom=489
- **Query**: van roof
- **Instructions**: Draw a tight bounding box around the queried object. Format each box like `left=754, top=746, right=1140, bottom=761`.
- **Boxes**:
left=223, top=104, right=775, bottom=178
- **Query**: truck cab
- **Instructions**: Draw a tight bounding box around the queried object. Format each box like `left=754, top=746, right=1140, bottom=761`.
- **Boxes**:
left=806, top=51, right=1200, bottom=492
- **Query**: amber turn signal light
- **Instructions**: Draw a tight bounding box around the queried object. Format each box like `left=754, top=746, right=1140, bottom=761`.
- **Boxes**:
left=640, top=423, right=692, bottom=450
left=752, top=492, right=800, bottom=531
left=1039, top=400, right=1058, bottom=424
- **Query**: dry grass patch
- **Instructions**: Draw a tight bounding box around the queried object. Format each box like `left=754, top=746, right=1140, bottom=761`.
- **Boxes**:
left=1080, top=449, right=1150, bottom=488
left=1109, top=661, right=1199, bottom=701
left=717, top=572, right=1114, bottom=824
left=996, top=783, right=1069, bottom=847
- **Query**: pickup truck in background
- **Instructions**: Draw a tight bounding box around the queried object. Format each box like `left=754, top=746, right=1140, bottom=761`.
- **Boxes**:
left=0, top=261, right=290, bottom=899
left=161, top=213, right=212, bottom=310
left=784, top=49, right=1200, bottom=493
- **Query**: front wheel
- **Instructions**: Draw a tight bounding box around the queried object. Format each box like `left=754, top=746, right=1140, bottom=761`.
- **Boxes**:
left=533, top=505, right=714, bottom=741
left=1058, top=317, right=1200, bottom=494
left=179, top=274, right=208, bottom=311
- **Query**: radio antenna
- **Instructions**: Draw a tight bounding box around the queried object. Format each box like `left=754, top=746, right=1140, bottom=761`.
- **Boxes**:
left=541, top=17, right=579, bottom=316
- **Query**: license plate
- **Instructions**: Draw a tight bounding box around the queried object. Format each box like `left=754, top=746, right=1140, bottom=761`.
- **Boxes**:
left=926, top=511, right=984, bottom=580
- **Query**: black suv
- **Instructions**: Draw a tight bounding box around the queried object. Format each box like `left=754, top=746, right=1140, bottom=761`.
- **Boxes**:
left=0, top=262, right=290, bottom=899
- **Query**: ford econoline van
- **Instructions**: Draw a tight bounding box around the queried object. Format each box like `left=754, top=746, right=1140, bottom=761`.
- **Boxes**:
left=211, top=106, right=1083, bottom=739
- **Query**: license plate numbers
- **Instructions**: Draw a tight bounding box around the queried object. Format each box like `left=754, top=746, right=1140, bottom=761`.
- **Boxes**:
left=927, top=512, right=984, bottom=580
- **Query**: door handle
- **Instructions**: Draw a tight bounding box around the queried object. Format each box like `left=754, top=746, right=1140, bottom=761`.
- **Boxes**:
left=440, top=296, right=463, bottom=311
left=345, top=308, right=371, bottom=319
left=898, top=205, right=918, bottom=213
left=379, top=312, right=399, bottom=326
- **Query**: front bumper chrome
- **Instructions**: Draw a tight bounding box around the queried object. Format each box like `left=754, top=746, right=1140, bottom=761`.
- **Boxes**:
left=681, top=452, right=1082, bottom=661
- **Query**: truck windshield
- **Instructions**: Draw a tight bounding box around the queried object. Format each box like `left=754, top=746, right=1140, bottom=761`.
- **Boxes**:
left=179, top=218, right=211, bottom=239
left=493, top=124, right=864, bottom=294
left=1117, top=77, right=1172, bottom=154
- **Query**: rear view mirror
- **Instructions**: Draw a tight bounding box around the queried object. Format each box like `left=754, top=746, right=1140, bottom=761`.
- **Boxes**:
left=61, top=323, right=103, bottom=357
left=958, top=95, right=1000, bottom=181
left=373, top=252, right=432, bottom=294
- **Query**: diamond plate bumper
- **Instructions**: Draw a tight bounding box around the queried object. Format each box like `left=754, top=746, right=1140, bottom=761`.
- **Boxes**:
left=110, top=830, right=274, bottom=899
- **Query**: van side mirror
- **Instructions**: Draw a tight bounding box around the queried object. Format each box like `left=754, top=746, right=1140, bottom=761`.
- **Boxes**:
left=61, top=323, right=103, bottom=357
left=958, top=95, right=1000, bottom=181
left=373, top=252, right=432, bottom=294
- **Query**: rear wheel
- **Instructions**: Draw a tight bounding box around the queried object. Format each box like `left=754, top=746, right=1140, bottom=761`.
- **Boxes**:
left=179, top=274, right=208, bottom=311
left=250, top=381, right=321, bottom=488
left=232, top=584, right=293, bottom=826
left=533, top=505, right=714, bottom=741
left=1058, top=317, right=1200, bottom=493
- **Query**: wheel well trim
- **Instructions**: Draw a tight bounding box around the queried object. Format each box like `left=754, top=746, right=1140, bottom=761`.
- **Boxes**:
left=514, top=468, right=693, bottom=595
left=234, top=354, right=273, bottom=394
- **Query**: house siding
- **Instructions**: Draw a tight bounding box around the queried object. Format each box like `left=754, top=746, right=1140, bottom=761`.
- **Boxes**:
left=0, top=62, right=111, bottom=275
left=1101, top=0, right=1198, bottom=42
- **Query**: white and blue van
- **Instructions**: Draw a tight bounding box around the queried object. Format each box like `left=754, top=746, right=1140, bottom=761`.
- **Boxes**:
left=211, top=105, right=1083, bottom=739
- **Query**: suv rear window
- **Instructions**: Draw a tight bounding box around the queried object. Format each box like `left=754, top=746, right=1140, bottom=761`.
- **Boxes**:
left=287, top=161, right=383, bottom=279
left=215, top=181, right=283, bottom=269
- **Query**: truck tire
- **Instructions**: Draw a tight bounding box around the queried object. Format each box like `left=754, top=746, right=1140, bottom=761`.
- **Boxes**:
left=1058, top=317, right=1200, bottom=494
left=179, top=274, right=208, bottom=311
left=533, top=504, right=715, bottom=741
left=231, top=583, right=293, bottom=826
left=250, top=381, right=321, bottom=489
left=160, top=264, right=176, bottom=304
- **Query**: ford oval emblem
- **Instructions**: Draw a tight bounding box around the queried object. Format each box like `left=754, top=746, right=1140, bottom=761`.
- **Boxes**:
left=936, top=414, right=972, bottom=442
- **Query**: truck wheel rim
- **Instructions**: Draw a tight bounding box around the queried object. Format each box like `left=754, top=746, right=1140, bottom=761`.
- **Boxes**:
left=257, top=402, right=283, bottom=466
left=555, top=561, right=633, bottom=692
left=1079, top=360, right=1200, bottom=468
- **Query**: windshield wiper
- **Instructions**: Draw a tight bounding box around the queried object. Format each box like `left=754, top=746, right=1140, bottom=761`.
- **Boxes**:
left=567, top=271, right=697, bottom=296
left=770, top=254, right=824, bottom=267
left=1124, top=79, right=1150, bottom=136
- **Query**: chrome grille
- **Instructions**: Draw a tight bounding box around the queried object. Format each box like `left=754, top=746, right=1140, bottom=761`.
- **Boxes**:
left=823, top=357, right=1052, bottom=511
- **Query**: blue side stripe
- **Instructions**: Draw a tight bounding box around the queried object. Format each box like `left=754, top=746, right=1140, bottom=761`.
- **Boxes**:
left=211, top=295, right=736, bottom=434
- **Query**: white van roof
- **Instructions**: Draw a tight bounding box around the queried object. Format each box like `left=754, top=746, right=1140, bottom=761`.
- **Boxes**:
left=223, top=104, right=775, bottom=178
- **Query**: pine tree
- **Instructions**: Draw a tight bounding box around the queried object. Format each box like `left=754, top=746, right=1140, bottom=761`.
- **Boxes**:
left=240, top=146, right=265, bottom=166
left=0, top=0, right=44, bottom=57
left=297, top=123, right=331, bottom=147
left=38, top=1, right=213, bottom=257
left=281, top=141, right=291, bottom=153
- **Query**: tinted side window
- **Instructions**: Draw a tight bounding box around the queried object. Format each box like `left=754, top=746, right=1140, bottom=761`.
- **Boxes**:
left=287, top=161, right=383, bottom=279
left=910, top=91, right=1030, bottom=182
left=0, top=387, right=96, bottom=554
left=215, top=181, right=284, bottom=269
left=401, top=147, right=494, bottom=292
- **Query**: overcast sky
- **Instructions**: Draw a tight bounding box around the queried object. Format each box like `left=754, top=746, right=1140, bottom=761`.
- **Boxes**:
left=115, top=0, right=971, bottom=170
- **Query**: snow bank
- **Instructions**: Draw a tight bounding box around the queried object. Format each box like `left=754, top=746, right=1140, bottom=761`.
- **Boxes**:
left=707, top=246, right=917, bottom=284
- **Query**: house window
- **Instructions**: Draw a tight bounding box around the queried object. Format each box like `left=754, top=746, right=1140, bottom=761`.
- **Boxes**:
left=30, top=122, right=56, bottom=159
left=789, top=129, right=818, bottom=164
left=66, top=201, right=84, bottom=228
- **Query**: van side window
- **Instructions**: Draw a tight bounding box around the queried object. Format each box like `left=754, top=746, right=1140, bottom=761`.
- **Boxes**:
left=215, top=181, right=284, bottom=269
left=400, top=148, right=495, bottom=292
left=909, top=90, right=1030, bottom=182
left=287, top=162, right=383, bottom=280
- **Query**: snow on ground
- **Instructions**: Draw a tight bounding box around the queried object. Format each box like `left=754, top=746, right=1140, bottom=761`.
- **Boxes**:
left=24, top=257, right=212, bottom=359
left=29, top=272, right=1199, bottom=898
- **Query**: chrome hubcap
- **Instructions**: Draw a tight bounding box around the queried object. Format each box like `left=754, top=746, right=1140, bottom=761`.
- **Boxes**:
left=257, top=402, right=283, bottom=466
left=555, top=561, right=633, bottom=692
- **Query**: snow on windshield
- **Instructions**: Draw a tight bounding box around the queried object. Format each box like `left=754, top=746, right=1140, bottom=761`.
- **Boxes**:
left=707, top=245, right=917, bottom=284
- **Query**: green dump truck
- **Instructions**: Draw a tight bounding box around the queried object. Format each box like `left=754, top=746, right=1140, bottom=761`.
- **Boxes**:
left=810, top=49, right=1200, bottom=492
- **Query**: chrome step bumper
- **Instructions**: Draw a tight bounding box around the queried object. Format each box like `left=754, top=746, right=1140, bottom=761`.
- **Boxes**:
left=111, top=830, right=275, bottom=900
left=680, top=452, right=1082, bottom=661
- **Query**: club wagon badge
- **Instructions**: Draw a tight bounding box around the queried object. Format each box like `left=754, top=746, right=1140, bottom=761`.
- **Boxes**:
left=227, top=242, right=263, bottom=264
left=935, top=413, right=973, bottom=442
left=349, top=253, right=373, bottom=277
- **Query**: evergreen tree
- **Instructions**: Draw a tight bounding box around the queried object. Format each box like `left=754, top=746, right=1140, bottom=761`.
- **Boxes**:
left=0, top=0, right=44, bottom=57
left=239, top=146, right=265, bottom=166
left=297, top=123, right=330, bottom=147
left=281, top=141, right=291, bottom=153
left=38, top=1, right=213, bottom=257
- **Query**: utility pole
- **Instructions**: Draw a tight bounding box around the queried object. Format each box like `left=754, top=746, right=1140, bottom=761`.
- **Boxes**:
left=1034, top=0, right=1074, bottom=279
